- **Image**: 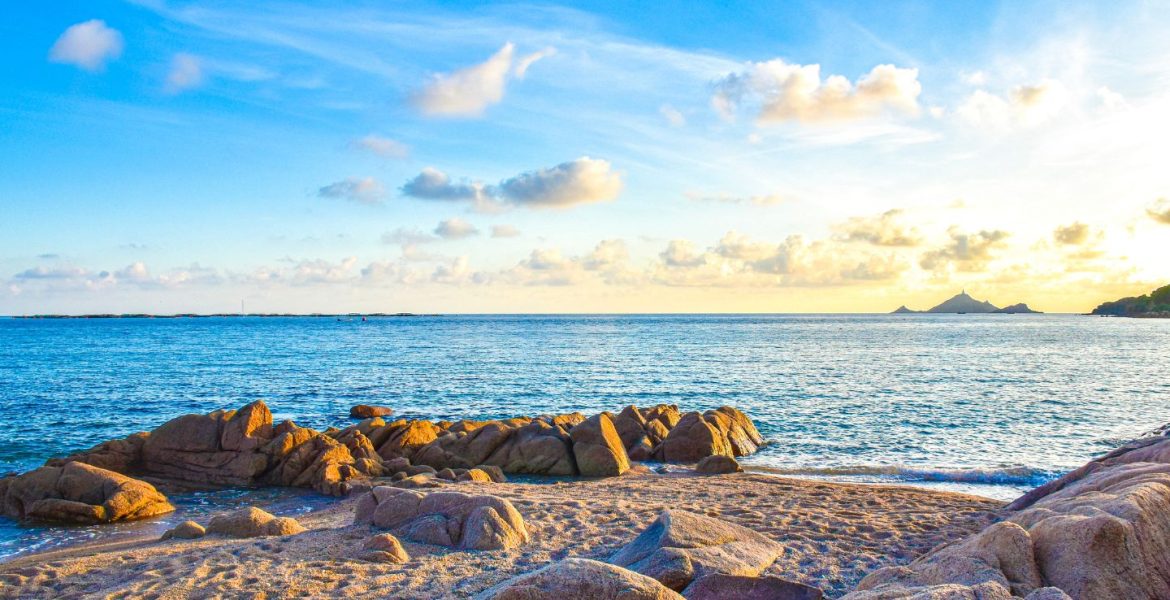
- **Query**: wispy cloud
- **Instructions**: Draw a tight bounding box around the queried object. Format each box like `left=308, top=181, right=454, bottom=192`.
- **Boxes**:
left=491, top=224, right=521, bottom=238
left=318, top=177, right=386, bottom=205
left=351, top=134, right=409, bottom=159
left=410, top=42, right=552, bottom=118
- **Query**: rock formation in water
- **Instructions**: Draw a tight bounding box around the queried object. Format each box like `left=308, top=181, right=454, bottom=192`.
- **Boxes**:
left=3, top=400, right=764, bottom=524
left=0, top=461, right=174, bottom=525
left=892, top=291, right=1041, bottom=314
left=842, top=424, right=1170, bottom=599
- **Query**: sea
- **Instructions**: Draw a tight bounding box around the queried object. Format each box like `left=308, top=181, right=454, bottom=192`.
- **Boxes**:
left=1, top=313, right=1168, bottom=558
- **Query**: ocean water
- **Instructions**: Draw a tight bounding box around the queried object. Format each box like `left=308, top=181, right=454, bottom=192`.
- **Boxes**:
left=1, top=314, right=1168, bottom=556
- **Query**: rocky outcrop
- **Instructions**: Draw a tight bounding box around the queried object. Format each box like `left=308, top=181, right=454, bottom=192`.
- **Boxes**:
left=51, top=401, right=373, bottom=497
left=655, top=407, right=764, bottom=463
left=569, top=413, right=630, bottom=477
left=476, top=558, right=685, bottom=600
left=0, top=462, right=174, bottom=524
left=355, top=487, right=529, bottom=551
left=350, top=405, right=393, bottom=419
left=31, top=401, right=763, bottom=522
left=610, top=509, right=785, bottom=595
left=206, top=506, right=306, bottom=538
left=845, top=432, right=1170, bottom=600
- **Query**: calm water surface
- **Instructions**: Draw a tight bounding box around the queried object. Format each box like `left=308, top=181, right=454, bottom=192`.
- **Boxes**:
left=1, top=314, right=1168, bottom=556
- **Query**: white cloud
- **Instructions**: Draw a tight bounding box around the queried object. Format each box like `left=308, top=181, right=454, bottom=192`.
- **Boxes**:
left=713, top=60, right=921, bottom=123
left=1053, top=222, right=1091, bottom=245
left=165, top=53, right=205, bottom=94
left=402, top=157, right=621, bottom=211
left=491, top=224, right=521, bottom=238
left=352, top=134, right=409, bottom=159
left=411, top=42, right=552, bottom=118
left=834, top=209, right=922, bottom=247
left=919, top=228, right=1011, bottom=271
left=1096, top=87, right=1129, bottom=112
left=659, top=104, right=686, bottom=127
left=659, top=240, right=705, bottom=267
left=1148, top=198, right=1170, bottom=225
left=48, top=20, right=123, bottom=72
left=318, top=177, right=386, bottom=205
left=400, top=168, right=493, bottom=209
left=434, top=218, right=479, bottom=240
left=496, top=157, right=621, bottom=208
left=956, top=80, right=1069, bottom=129
left=582, top=239, right=628, bottom=270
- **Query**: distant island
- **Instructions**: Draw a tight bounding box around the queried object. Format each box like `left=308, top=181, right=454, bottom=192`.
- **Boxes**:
left=1090, top=284, right=1170, bottom=318
left=892, top=290, right=1041, bottom=314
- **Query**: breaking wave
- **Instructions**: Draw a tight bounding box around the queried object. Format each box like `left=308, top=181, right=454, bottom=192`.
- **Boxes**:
left=751, top=464, right=1061, bottom=487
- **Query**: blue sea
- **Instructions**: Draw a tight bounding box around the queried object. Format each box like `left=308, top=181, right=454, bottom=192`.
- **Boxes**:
left=1, top=314, right=1168, bottom=557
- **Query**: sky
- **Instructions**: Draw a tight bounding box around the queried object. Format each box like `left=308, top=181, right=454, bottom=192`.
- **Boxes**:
left=2, top=0, right=1169, bottom=314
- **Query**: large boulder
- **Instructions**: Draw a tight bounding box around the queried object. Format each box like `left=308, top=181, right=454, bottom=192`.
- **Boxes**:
left=161, top=520, right=207, bottom=540
left=656, top=408, right=763, bottom=464
left=412, top=421, right=520, bottom=470
left=206, top=506, right=306, bottom=538
left=263, top=427, right=360, bottom=496
left=359, top=532, right=410, bottom=563
left=483, top=419, right=578, bottom=476
left=350, top=405, right=393, bottom=419
left=696, top=455, right=742, bottom=475
left=373, top=419, right=443, bottom=460
left=0, top=462, right=174, bottom=524
left=569, top=413, right=630, bottom=477
left=610, top=509, right=785, bottom=594
left=685, top=574, right=823, bottom=600
left=355, top=487, right=528, bottom=551
left=476, top=558, right=684, bottom=600
left=845, top=434, right=1170, bottom=600
left=141, top=402, right=272, bottom=485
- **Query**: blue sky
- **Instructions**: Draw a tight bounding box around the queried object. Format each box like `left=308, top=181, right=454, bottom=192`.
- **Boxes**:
left=2, top=1, right=1169, bottom=313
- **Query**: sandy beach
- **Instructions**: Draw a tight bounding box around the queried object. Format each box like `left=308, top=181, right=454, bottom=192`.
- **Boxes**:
left=0, top=470, right=1000, bottom=599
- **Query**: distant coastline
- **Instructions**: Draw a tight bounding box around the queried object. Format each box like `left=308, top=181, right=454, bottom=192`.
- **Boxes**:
left=1090, top=284, right=1170, bottom=318
left=10, top=313, right=434, bottom=319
